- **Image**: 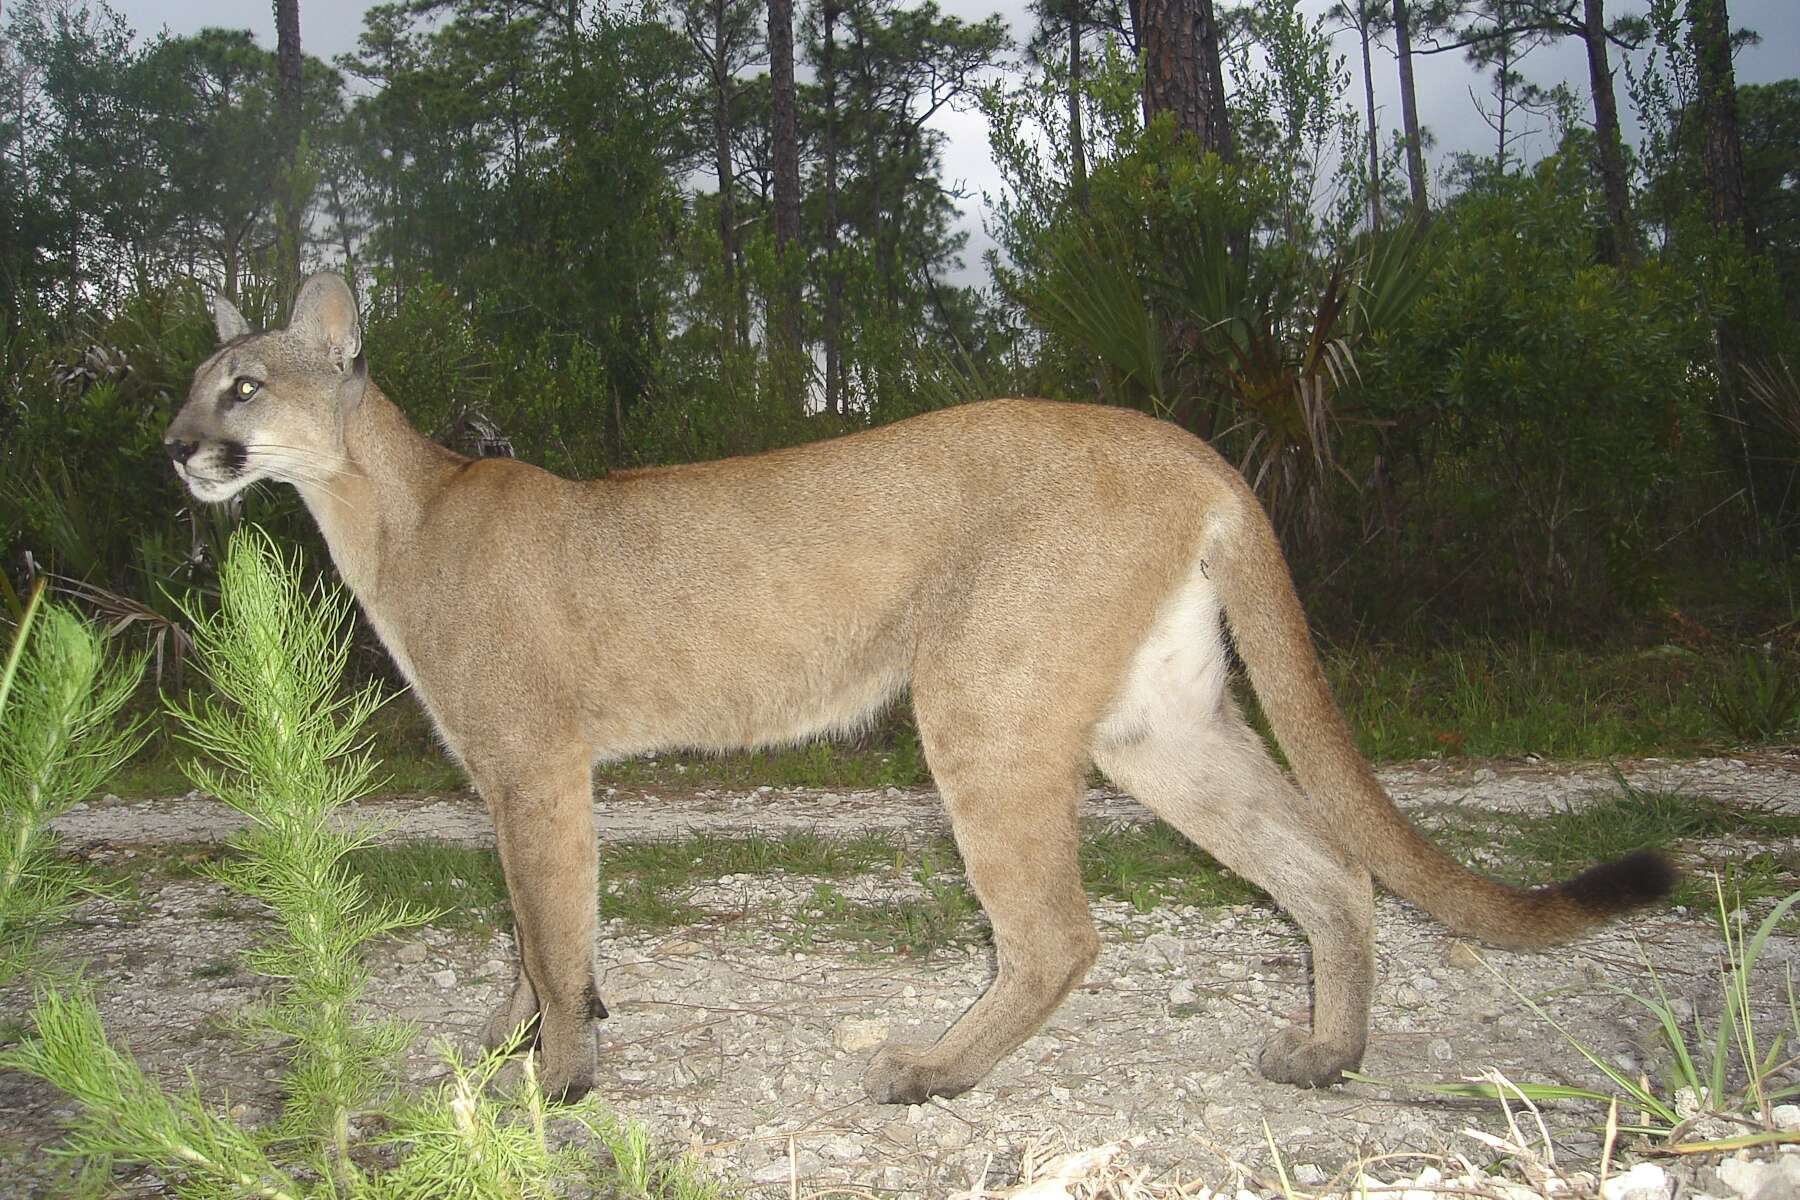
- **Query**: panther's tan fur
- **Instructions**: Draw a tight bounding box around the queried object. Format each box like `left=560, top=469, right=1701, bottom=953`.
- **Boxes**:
left=165, top=273, right=1673, bottom=1103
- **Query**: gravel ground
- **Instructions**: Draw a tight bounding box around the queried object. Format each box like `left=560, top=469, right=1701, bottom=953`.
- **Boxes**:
left=5, top=754, right=1799, bottom=1198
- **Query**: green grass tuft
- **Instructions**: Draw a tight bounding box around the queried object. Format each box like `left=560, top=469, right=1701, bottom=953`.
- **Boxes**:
left=1080, top=822, right=1264, bottom=912
left=1704, top=649, right=1800, bottom=744
left=1321, top=637, right=1753, bottom=761
left=1505, top=777, right=1800, bottom=877
left=346, top=842, right=510, bottom=933
left=333, top=822, right=1270, bottom=952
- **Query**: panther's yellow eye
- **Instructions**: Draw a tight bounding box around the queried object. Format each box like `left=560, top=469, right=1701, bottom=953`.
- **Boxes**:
left=234, top=378, right=260, bottom=401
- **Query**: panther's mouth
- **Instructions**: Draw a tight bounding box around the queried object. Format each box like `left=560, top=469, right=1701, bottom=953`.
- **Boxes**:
left=173, top=456, right=252, bottom=503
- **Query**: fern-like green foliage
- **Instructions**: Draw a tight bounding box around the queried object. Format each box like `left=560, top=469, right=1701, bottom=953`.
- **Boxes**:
left=3, top=987, right=307, bottom=1199
left=0, top=585, right=147, bottom=985
left=164, top=528, right=434, bottom=1145
left=3, top=530, right=723, bottom=1198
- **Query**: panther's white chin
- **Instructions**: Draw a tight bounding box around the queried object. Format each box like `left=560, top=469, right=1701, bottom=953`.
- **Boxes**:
left=176, top=465, right=251, bottom=504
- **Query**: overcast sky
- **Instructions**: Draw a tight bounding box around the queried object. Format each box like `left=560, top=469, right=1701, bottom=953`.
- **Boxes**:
left=95, top=0, right=1800, bottom=285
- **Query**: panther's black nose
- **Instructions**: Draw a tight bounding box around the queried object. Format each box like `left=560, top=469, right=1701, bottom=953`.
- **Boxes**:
left=165, top=439, right=199, bottom=464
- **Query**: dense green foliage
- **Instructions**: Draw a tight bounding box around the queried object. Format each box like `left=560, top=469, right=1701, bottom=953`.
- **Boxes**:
left=0, top=534, right=724, bottom=1196
left=2, top=0, right=1797, bottom=652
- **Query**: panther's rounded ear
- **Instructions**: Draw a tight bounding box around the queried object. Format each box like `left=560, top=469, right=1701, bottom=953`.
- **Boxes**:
left=213, top=294, right=251, bottom=343
left=289, top=273, right=362, bottom=372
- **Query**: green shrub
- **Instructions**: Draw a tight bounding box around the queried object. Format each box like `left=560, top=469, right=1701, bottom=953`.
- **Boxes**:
left=1346, top=149, right=1711, bottom=626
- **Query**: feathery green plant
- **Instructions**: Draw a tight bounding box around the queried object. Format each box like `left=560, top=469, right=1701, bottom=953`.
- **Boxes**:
left=5, top=986, right=309, bottom=1198
left=0, top=581, right=148, bottom=985
left=163, top=528, right=434, bottom=1148
left=3, top=528, right=722, bottom=1198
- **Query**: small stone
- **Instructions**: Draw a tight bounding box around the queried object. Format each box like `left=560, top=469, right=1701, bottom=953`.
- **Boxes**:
left=1428, top=1038, right=1454, bottom=1063
left=1440, top=942, right=1483, bottom=971
left=1294, top=1164, right=1328, bottom=1186
left=430, top=969, right=457, bottom=989
left=1217, top=961, right=1249, bottom=981
left=1400, top=1165, right=1443, bottom=1200
left=833, top=1018, right=890, bottom=1053
left=1144, top=933, right=1185, bottom=966
left=397, top=942, right=428, bottom=964
left=1170, top=980, right=1198, bottom=1007
left=882, top=1120, right=917, bottom=1147
left=818, top=1136, right=860, bottom=1161
left=751, top=1151, right=824, bottom=1184
left=1717, top=1153, right=1800, bottom=1200
left=1394, top=985, right=1423, bottom=1007
left=1599, top=1162, right=1670, bottom=1200
left=1773, top=1104, right=1800, bottom=1132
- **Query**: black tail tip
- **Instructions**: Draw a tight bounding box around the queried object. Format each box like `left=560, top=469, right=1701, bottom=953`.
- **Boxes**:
left=1557, top=849, right=1679, bottom=914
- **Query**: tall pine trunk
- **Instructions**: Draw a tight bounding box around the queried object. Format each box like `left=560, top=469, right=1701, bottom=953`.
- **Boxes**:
left=1138, top=0, right=1235, bottom=436
left=1688, top=0, right=1783, bottom=537
left=1069, top=0, right=1087, bottom=208
left=1357, top=15, right=1381, bottom=232
left=274, top=0, right=302, bottom=299
left=1392, top=0, right=1427, bottom=215
left=767, top=0, right=803, bottom=408
left=1139, top=0, right=1233, bottom=162
left=1582, top=0, right=1632, bottom=263
left=710, top=0, right=741, bottom=348
left=820, top=1, right=843, bottom=417
left=1689, top=0, right=1751, bottom=243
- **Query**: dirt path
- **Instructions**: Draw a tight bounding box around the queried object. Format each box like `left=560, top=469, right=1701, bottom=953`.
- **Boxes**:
left=5, top=755, right=1800, bottom=1197
left=45, top=754, right=1800, bottom=848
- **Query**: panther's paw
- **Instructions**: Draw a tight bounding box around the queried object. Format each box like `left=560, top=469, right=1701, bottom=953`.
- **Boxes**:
left=861, top=1041, right=976, bottom=1105
left=1256, top=1026, right=1358, bottom=1088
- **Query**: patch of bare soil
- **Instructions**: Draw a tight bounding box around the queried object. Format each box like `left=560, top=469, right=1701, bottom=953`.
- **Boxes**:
left=5, top=756, right=1799, bottom=1197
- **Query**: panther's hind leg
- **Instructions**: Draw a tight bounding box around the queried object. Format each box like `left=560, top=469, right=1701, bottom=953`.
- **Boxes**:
left=862, top=717, right=1099, bottom=1104
left=1095, top=712, right=1375, bottom=1087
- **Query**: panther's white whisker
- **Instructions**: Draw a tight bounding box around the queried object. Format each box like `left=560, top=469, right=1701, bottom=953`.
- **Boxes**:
left=256, top=455, right=356, bottom=512
left=243, top=442, right=358, bottom=468
left=250, top=448, right=348, bottom=492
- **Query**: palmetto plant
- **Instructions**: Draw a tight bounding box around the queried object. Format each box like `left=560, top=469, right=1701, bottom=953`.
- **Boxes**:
left=1022, top=217, right=1433, bottom=536
left=1743, top=353, right=1800, bottom=455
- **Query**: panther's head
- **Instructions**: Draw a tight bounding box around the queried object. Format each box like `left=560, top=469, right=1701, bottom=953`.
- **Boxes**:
left=164, top=273, right=365, bottom=504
